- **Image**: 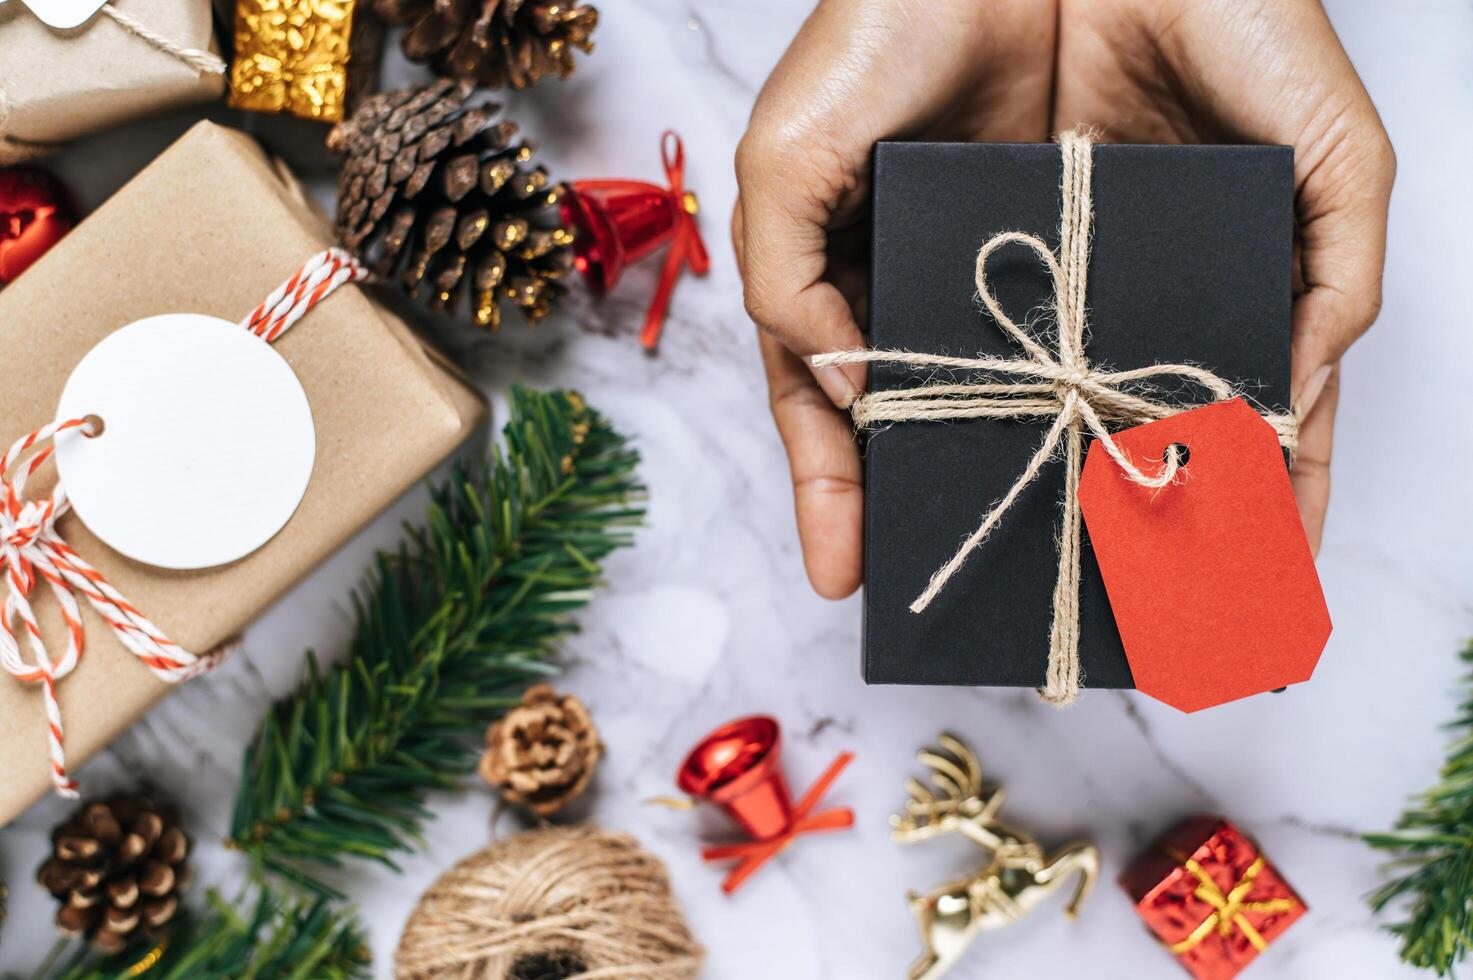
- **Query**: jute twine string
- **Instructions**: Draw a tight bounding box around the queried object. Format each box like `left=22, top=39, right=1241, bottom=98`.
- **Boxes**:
left=97, top=3, right=227, bottom=75
left=813, top=129, right=1297, bottom=706
left=395, top=827, right=705, bottom=980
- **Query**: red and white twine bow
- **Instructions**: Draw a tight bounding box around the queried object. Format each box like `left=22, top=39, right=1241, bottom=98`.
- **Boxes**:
left=0, top=248, right=366, bottom=797
left=242, top=247, right=369, bottom=342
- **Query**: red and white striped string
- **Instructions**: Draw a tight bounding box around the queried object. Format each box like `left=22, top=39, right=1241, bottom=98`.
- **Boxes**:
left=0, top=248, right=366, bottom=798
left=241, top=247, right=369, bottom=341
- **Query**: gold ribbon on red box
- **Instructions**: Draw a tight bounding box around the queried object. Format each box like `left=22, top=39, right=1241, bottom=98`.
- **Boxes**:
left=1167, top=855, right=1299, bottom=955
left=1124, top=818, right=1306, bottom=980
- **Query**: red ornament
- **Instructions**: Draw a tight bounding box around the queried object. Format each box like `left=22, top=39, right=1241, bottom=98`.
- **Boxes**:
left=1120, top=816, right=1306, bottom=980
left=675, top=715, right=853, bottom=894
left=562, top=131, right=710, bottom=351
left=0, top=167, right=74, bottom=285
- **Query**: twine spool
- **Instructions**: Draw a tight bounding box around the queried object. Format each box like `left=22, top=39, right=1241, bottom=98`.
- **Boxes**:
left=396, top=826, right=705, bottom=980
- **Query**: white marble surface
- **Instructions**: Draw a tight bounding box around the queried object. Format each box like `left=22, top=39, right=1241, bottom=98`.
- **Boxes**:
left=3, top=1, right=1472, bottom=977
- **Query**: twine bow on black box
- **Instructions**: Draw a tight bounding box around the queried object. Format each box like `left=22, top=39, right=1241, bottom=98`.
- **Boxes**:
left=815, top=130, right=1297, bottom=705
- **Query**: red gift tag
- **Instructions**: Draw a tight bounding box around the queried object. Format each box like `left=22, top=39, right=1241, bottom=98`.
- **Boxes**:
left=1077, top=398, right=1331, bottom=712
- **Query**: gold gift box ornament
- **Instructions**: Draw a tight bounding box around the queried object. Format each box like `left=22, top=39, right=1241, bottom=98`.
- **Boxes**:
left=229, top=0, right=357, bottom=122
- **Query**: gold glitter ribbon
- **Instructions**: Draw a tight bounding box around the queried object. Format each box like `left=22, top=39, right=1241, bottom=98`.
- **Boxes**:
left=1167, top=855, right=1299, bottom=954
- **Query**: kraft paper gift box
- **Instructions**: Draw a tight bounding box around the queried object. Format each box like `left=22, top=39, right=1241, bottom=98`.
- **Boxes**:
left=862, top=141, right=1294, bottom=690
left=0, top=0, right=224, bottom=158
left=0, top=120, right=486, bottom=826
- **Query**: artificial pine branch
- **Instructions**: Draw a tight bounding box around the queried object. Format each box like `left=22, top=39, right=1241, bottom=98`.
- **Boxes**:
left=32, top=887, right=369, bottom=980
left=1366, top=640, right=1473, bottom=975
left=228, top=386, right=643, bottom=895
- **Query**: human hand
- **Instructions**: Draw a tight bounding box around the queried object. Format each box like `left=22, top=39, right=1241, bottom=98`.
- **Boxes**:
left=734, top=0, right=1058, bottom=598
left=739, top=0, right=1389, bottom=598
left=1050, top=0, right=1393, bottom=552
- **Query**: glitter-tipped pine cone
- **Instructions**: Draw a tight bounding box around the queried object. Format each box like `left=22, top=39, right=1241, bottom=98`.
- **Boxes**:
left=330, top=79, right=576, bottom=331
left=374, top=0, right=598, bottom=90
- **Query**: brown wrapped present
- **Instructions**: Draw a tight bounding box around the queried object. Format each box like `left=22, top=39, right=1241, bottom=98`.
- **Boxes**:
left=0, top=0, right=225, bottom=159
left=0, top=120, right=486, bottom=826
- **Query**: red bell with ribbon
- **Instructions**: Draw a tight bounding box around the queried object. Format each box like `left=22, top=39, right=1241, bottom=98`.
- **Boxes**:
left=675, top=715, right=853, bottom=894
left=561, top=131, right=709, bottom=350
left=0, top=167, right=74, bottom=285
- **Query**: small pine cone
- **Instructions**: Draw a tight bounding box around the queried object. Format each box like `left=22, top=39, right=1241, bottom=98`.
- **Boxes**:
left=374, top=0, right=597, bottom=90
left=330, top=79, right=576, bottom=331
left=480, top=685, right=602, bottom=816
left=36, top=794, right=191, bottom=954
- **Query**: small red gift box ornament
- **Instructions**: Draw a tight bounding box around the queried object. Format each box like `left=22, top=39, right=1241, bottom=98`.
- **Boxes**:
left=674, top=715, right=853, bottom=894
left=0, top=167, right=74, bottom=285
left=1120, top=816, right=1306, bottom=980
left=561, top=131, right=710, bottom=351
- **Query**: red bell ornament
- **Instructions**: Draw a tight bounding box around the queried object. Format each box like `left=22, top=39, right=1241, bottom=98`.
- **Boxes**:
left=0, top=167, right=74, bottom=285
left=675, top=715, right=854, bottom=894
left=562, top=131, right=710, bottom=350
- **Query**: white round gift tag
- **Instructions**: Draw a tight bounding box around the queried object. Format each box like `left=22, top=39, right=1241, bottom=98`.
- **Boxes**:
left=13, top=0, right=110, bottom=30
left=54, top=313, right=316, bottom=570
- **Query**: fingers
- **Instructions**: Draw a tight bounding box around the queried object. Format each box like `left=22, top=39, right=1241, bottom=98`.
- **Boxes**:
left=1248, top=2, right=1394, bottom=402
left=733, top=196, right=864, bottom=410
left=1125, top=0, right=1393, bottom=404
left=733, top=145, right=869, bottom=407
left=735, top=0, right=1060, bottom=599
left=731, top=0, right=1036, bottom=407
left=760, top=330, right=864, bottom=599
left=730, top=0, right=873, bottom=406
left=1291, top=363, right=1340, bottom=556
left=1290, top=89, right=1395, bottom=402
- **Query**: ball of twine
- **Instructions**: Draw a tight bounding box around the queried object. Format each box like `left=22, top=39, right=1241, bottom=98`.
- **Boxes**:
left=396, top=826, right=704, bottom=980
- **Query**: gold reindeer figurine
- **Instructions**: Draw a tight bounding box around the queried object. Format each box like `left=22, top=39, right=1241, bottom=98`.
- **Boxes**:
left=890, top=734, right=1100, bottom=980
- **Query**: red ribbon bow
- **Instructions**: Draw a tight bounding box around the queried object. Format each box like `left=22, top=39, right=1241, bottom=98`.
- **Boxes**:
left=641, top=131, right=710, bottom=350
left=700, top=751, right=855, bottom=894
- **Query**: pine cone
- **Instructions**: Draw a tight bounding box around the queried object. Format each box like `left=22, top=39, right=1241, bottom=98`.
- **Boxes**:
left=480, top=685, right=602, bottom=816
left=330, top=80, right=575, bottom=331
left=36, top=794, right=191, bottom=954
left=374, top=0, right=597, bottom=90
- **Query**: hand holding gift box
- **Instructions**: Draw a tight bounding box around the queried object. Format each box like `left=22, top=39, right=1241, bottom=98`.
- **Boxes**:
left=815, top=131, right=1331, bottom=710
left=0, top=121, right=484, bottom=826
left=732, top=1, right=1395, bottom=691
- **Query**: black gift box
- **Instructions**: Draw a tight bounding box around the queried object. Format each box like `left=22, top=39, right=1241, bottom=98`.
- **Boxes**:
left=863, top=142, right=1293, bottom=688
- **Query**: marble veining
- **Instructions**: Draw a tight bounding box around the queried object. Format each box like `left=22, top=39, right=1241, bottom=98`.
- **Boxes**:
left=2, top=1, right=1471, bottom=977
